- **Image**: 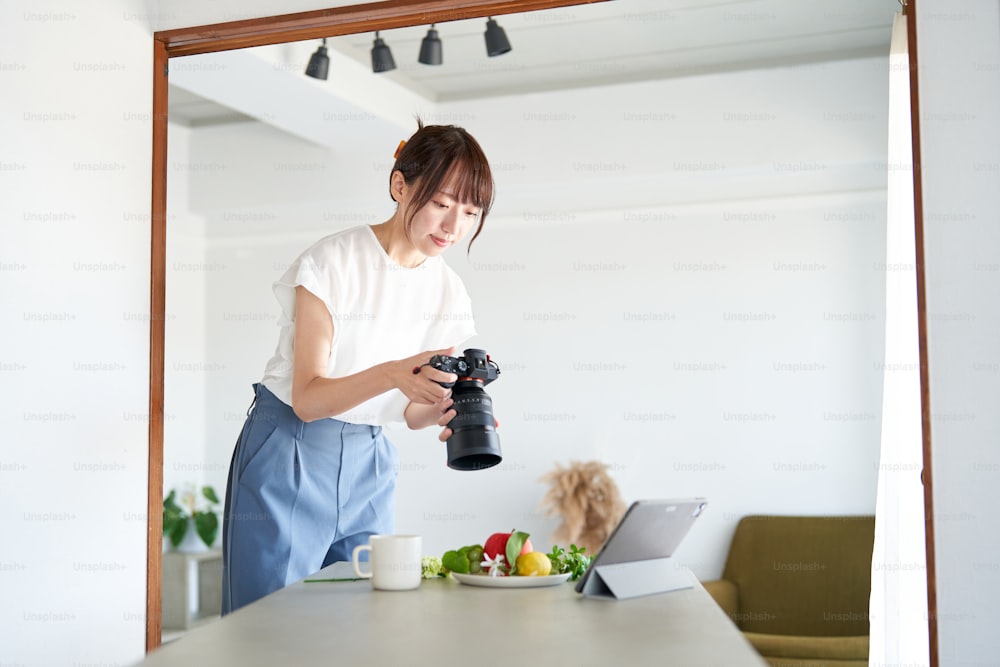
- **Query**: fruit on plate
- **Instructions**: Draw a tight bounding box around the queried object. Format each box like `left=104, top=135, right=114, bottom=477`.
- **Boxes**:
left=441, top=544, right=484, bottom=574
left=442, top=529, right=585, bottom=578
left=439, top=535, right=593, bottom=580
left=483, top=531, right=533, bottom=562
left=515, top=551, right=552, bottom=576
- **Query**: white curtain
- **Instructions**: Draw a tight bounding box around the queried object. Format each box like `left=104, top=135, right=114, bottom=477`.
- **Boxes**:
left=868, top=12, right=929, bottom=667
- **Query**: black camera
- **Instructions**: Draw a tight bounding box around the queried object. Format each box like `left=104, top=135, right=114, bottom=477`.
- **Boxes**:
left=428, top=348, right=502, bottom=471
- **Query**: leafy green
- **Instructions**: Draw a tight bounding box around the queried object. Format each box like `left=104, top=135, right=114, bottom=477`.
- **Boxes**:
left=202, top=485, right=220, bottom=504
left=194, top=511, right=219, bottom=547
left=162, top=484, right=221, bottom=549
left=162, top=490, right=188, bottom=548
left=547, top=544, right=592, bottom=581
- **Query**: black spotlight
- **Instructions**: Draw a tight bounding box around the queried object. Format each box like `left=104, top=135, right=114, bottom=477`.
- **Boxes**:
left=418, top=24, right=443, bottom=65
left=305, top=38, right=330, bottom=80
left=371, top=31, right=396, bottom=73
left=484, top=17, right=511, bottom=57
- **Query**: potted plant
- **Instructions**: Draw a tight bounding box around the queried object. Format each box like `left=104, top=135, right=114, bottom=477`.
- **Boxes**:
left=163, top=483, right=221, bottom=552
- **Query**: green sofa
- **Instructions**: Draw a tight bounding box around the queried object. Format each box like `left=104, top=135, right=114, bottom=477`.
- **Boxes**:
left=701, top=515, right=875, bottom=667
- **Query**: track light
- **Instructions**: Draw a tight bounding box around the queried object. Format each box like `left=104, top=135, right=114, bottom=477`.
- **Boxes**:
left=305, top=38, right=330, bottom=80
left=371, top=32, right=396, bottom=73
left=418, top=24, right=443, bottom=65
left=484, top=17, right=512, bottom=57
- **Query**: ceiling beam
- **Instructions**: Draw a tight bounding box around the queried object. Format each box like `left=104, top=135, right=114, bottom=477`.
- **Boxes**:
left=156, top=0, right=613, bottom=57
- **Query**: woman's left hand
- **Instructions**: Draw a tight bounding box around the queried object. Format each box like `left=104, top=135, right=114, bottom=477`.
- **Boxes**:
left=403, top=393, right=457, bottom=433
left=438, top=397, right=458, bottom=442
left=437, top=409, right=500, bottom=442
left=436, top=399, right=457, bottom=442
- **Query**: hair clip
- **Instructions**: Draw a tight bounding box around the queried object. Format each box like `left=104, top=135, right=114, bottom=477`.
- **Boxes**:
left=394, top=140, right=407, bottom=159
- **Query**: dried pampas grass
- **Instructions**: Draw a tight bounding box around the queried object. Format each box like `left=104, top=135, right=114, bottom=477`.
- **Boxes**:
left=539, top=460, right=627, bottom=555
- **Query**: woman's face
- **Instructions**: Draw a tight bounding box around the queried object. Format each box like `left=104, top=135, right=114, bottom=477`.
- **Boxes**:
left=404, top=174, right=482, bottom=257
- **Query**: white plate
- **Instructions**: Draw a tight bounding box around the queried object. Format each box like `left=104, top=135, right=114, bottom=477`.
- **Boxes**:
left=451, top=572, right=571, bottom=588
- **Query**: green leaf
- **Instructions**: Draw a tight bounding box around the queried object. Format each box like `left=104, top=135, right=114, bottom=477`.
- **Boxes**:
left=163, top=489, right=181, bottom=513
left=164, top=514, right=188, bottom=548
left=545, top=544, right=592, bottom=580
left=194, top=511, right=219, bottom=548
left=563, top=544, right=593, bottom=581
left=546, top=544, right=566, bottom=574
left=163, top=488, right=188, bottom=549
left=201, top=485, right=220, bottom=505
left=442, top=550, right=470, bottom=574
left=505, top=530, right=529, bottom=575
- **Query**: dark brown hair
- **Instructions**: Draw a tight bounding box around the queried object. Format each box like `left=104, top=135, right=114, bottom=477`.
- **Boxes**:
left=390, top=120, right=494, bottom=251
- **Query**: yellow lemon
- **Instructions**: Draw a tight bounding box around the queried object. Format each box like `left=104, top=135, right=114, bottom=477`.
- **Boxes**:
left=515, top=551, right=552, bottom=576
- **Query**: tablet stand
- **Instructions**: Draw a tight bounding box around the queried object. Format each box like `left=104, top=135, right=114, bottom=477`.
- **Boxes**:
left=579, top=557, right=695, bottom=600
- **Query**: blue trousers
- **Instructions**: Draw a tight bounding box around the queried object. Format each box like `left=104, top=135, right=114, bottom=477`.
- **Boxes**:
left=221, top=384, right=398, bottom=614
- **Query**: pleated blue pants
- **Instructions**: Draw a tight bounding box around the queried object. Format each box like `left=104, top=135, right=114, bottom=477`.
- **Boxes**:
left=221, top=384, right=398, bottom=614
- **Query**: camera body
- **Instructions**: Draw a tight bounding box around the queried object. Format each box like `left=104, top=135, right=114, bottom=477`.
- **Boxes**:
left=428, top=349, right=500, bottom=388
left=428, top=349, right=502, bottom=471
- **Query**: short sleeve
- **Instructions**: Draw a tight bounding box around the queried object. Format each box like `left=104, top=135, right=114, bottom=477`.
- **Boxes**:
left=261, top=226, right=482, bottom=426
left=272, top=249, right=338, bottom=327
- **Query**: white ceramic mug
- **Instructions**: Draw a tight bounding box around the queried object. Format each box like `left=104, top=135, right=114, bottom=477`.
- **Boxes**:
left=352, top=534, right=422, bottom=591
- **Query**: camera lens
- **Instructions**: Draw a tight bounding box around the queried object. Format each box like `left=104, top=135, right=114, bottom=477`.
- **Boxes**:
left=446, top=379, right=502, bottom=471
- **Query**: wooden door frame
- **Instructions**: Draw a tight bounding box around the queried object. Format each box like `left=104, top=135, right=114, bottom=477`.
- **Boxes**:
left=904, top=2, right=937, bottom=663
left=147, top=2, right=937, bottom=664
left=147, top=0, right=614, bottom=651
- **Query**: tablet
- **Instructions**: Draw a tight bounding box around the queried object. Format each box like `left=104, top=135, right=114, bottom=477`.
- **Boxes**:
left=574, top=497, right=708, bottom=594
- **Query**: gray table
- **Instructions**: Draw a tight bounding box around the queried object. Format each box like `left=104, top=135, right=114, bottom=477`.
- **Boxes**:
left=138, top=563, right=767, bottom=666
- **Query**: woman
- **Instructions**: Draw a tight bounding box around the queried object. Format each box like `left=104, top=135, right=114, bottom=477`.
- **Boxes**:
left=221, top=122, right=494, bottom=613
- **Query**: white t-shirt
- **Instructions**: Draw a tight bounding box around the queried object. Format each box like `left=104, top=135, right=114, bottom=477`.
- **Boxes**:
left=260, top=225, right=477, bottom=425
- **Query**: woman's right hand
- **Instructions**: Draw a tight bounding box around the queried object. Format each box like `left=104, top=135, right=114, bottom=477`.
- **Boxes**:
left=393, top=347, right=459, bottom=405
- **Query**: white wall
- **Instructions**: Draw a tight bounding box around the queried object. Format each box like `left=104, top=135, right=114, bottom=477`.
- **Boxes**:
left=163, top=122, right=212, bottom=516
left=0, top=0, right=152, bottom=664
left=917, top=2, right=1000, bottom=663
left=173, top=57, right=890, bottom=580
left=3, top=1, right=993, bottom=665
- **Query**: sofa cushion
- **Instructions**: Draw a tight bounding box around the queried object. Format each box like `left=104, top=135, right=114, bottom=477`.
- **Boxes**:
left=763, top=657, right=867, bottom=667
left=744, top=631, right=869, bottom=661
left=722, top=515, right=874, bottom=637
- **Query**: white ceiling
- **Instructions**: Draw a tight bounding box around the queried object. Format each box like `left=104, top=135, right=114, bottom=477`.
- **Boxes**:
left=169, top=0, right=900, bottom=127
left=333, top=0, right=899, bottom=101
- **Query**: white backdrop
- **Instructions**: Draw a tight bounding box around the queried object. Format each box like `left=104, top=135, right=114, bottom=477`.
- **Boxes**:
left=165, top=56, right=890, bottom=579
